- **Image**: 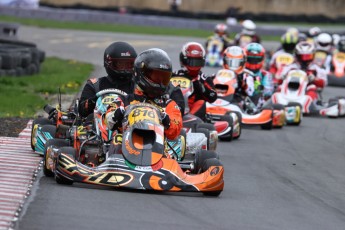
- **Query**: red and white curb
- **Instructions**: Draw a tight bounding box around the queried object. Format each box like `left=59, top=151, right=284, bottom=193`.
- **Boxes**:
left=0, top=120, right=42, bottom=230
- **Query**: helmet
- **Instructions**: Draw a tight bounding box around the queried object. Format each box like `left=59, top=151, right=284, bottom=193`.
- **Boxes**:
left=316, top=33, right=332, bottom=49
left=134, top=48, right=172, bottom=98
left=104, top=41, right=137, bottom=81
left=295, top=41, right=315, bottom=68
left=337, top=37, right=345, bottom=52
left=242, top=19, right=256, bottom=35
left=308, top=27, right=321, bottom=38
left=244, top=43, right=265, bottom=72
left=286, top=27, right=299, bottom=37
left=215, top=23, right=228, bottom=37
left=281, top=32, right=299, bottom=53
left=179, top=42, right=206, bottom=77
left=223, top=46, right=246, bottom=74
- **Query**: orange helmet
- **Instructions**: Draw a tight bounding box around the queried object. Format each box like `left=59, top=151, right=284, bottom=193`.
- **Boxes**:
left=244, top=43, right=265, bottom=72
left=223, top=46, right=246, bottom=74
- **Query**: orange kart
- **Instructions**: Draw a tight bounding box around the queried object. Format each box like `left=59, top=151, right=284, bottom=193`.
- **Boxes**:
left=206, top=69, right=286, bottom=130
left=44, top=102, right=224, bottom=196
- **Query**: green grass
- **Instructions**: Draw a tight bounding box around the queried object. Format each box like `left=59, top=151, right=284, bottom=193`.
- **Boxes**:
left=0, top=57, right=93, bottom=117
left=0, top=15, right=281, bottom=41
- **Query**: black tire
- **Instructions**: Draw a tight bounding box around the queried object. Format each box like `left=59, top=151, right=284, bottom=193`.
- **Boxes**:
left=43, top=139, right=69, bottom=177
left=193, top=150, right=219, bottom=174
left=218, top=115, right=233, bottom=142
left=0, top=52, right=19, bottom=69
left=179, top=129, right=187, bottom=161
left=31, top=118, right=53, bottom=150
left=55, top=147, right=76, bottom=185
left=286, top=102, right=302, bottom=126
left=40, top=125, right=57, bottom=138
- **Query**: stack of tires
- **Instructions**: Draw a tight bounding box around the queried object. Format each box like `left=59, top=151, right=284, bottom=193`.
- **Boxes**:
left=0, top=38, right=45, bottom=77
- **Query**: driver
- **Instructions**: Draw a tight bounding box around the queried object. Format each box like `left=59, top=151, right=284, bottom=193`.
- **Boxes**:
left=281, top=41, right=327, bottom=105
left=106, top=48, right=182, bottom=141
left=172, top=42, right=217, bottom=120
left=78, top=41, right=137, bottom=118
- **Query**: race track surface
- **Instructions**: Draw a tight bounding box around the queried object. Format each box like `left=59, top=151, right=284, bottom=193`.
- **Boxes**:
left=14, top=26, right=345, bottom=230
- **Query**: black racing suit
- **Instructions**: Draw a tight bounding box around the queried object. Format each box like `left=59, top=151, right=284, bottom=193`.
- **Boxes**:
left=172, top=70, right=217, bottom=119
left=78, top=76, right=134, bottom=118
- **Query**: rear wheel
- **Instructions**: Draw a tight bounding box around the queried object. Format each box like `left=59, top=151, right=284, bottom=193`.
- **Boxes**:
left=193, top=150, right=219, bottom=174
left=43, top=139, right=69, bottom=177
left=31, top=118, right=52, bottom=150
left=55, top=147, right=76, bottom=185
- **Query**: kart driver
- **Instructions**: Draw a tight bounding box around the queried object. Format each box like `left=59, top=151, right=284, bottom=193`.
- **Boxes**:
left=78, top=41, right=137, bottom=118
left=106, top=48, right=182, bottom=141
left=205, top=23, right=232, bottom=53
left=172, top=42, right=217, bottom=120
left=281, top=41, right=327, bottom=105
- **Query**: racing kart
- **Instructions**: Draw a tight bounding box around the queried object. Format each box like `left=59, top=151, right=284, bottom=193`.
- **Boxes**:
left=171, top=75, right=235, bottom=142
left=271, top=69, right=345, bottom=120
left=44, top=102, right=224, bottom=196
left=205, top=36, right=225, bottom=67
left=30, top=93, right=79, bottom=154
left=328, top=51, right=345, bottom=86
left=206, top=69, right=286, bottom=130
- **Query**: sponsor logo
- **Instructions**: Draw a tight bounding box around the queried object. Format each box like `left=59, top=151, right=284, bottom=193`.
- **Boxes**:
left=121, top=52, right=131, bottom=57
left=210, top=166, right=220, bottom=176
left=160, top=64, right=170, bottom=69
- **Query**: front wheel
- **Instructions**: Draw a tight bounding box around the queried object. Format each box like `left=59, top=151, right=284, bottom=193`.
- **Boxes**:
left=193, top=150, right=219, bottom=174
left=55, top=147, right=76, bottom=185
left=31, top=118, right=52, bottom=150
left=43, top=138, right=69, bottom=177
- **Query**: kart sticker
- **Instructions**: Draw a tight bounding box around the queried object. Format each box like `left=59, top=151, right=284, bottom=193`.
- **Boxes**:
left=128, top=107, right=160, bottom=124
left=170, top=77, right=191, bottom=89
left=276, top=53, right=294, bottom=66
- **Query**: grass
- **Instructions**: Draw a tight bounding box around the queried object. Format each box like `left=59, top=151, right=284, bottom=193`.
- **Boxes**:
left=0, top=15, right=281, bottom=41
left=0, top=57, right=93, bottom=117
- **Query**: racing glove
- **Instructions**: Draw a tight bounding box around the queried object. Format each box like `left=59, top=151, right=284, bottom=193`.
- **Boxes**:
left=308, top=74, right=316, bottom=83
left=161, top=112, right=171, bottom=129
left=106, top=106, right=125, bottom=131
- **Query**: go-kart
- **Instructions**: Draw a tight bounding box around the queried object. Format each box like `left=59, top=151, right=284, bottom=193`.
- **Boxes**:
left=205, top=36, right=225, bottom=67
left=44, top=102, right=224, bottom=196
left=328, top=51, right=345, bottom=86
left=170, top=75, right=234, bottom=142
left=206, top=69, right=286, bottom=130
left=30, top=93, right=79, bottom=154
left=271, top=69, right=345, bottom=120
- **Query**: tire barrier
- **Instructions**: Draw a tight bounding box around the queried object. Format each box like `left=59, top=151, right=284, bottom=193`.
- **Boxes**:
left=0, top=38, right=45, bottom=77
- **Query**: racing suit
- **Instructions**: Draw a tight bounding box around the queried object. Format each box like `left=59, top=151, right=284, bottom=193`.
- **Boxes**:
left=107, top=87, right=182, bottom=140
left=233, top=69, right=257, bottom=110
left=172, top=70, right=217, bottom=120
left=78, top=76, right=134, bottom=118
left=281, top=62, right=328, bottom=102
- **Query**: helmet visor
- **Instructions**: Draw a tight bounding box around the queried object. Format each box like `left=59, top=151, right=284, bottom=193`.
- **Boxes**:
left=298, top=54, right=314, bottom=62
left=247, top=55, right=264, bottom=64
left=183, top=58, right=205, bottom=67
left=224, top=57, right=245, bottom=69
left=145, top=69, right=172, bottom=86
left=107, top=58, right=135, bottom=71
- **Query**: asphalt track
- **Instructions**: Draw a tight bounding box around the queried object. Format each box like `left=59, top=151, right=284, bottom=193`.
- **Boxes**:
left=14, top=26, right=345, bottom=230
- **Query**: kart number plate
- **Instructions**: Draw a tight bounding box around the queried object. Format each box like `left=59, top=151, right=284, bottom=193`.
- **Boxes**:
left=128, top=107, right=160, bottom=124
left=276, top=54, right=294, bottom=65
left=335, top=52, right=345, bottom=62
left=171, top=77, right=191, bottom=89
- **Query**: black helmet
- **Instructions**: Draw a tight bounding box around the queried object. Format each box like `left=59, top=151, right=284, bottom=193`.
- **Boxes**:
left=134, top=48, right=172, bottom=98
left=104, top=41, right=137, bottom=81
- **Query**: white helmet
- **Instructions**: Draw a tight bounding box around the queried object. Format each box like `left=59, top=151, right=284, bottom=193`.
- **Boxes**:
left=308, top=27, right=321, bottom=37
left=286, top=27, right=299, bottom=37
left=316, top=33, right=332, bottom=49
left=242, top=19, right=256, bottom=35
